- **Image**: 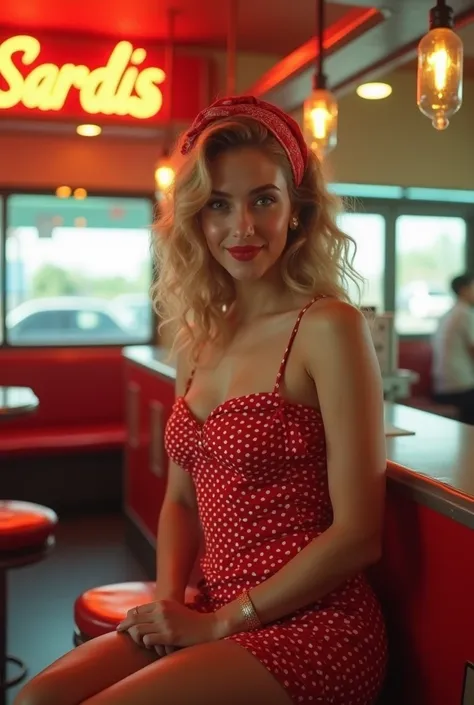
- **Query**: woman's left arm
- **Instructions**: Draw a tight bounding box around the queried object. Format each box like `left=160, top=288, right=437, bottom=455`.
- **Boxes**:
left=215, top=300, right=387, bottom=636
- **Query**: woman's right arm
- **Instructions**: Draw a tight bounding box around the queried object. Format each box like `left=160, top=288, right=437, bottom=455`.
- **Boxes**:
left=155, top=348, right=201, bottom=604
left=154, top=462, right=200, bottom=603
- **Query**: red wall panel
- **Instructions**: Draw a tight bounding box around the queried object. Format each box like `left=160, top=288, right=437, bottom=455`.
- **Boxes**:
left=124, top=360, right=175, bottom=537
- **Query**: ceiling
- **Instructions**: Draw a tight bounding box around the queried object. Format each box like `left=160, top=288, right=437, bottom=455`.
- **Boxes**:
left=250, top=0, right=474, bottom=110
left=0, top=0, right=473, bottom=112
left=400, top=22, right=474, bottom=77
left=0, top=0, right=350, bottom=55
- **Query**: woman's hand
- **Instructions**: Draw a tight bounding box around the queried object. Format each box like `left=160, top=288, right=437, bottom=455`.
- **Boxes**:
left=116, top=599, right=225, bottom=649
left=152, top=644, right=179, bottom=658
left=150, top=590, right=184, bottom=655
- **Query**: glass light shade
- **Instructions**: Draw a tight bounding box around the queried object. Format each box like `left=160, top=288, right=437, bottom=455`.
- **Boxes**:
left=356, top=82, right=392, bottom=100
left=303, top=88, right=338, bottom=158
left=417, top=26, right=463, bottom=130
left=154, top=158, right=175, bottom=192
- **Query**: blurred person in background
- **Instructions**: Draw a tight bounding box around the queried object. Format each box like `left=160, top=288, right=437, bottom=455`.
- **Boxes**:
left=433, top=273, right=474, bottom=424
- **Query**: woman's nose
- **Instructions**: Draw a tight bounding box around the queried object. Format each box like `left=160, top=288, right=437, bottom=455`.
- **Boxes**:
left=234, top=208, right=255, bottom=238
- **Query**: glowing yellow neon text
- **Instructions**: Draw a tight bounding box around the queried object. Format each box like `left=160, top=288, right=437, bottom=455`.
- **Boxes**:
left=0, top=35, right=166, bottom=119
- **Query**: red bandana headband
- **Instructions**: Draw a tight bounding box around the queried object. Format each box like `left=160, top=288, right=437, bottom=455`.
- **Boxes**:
left=181, top=96, right=308, bottom=186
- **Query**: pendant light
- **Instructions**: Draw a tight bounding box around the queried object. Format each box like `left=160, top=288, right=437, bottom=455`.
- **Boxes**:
left=417, top=0, right=463, bottom=130
left=155, top=9, right=178, bottom=195
left=154, top=158, right=175, bottom=192
left=303, top=0, right=338, bottom=158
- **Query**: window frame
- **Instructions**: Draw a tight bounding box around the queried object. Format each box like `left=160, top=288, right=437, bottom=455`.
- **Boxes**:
left=344, top=196, right=474, bottom=339
left=0, top=187, right=157, bottom=349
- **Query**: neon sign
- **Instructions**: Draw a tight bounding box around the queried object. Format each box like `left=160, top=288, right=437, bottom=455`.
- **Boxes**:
left=0, top=35, right=166, bottom=119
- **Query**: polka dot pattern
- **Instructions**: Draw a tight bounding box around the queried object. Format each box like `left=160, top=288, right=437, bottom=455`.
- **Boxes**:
left=164, top=297, right=387, bottom=704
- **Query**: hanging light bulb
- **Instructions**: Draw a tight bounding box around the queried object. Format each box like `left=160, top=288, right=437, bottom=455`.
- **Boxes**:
left=303, top=0, right=338, bottom=158
left=417, top=0, right=463, bottom=130
left=154, top=155, right=175, bottom=193
left=303, top=84, right=338, bottom=158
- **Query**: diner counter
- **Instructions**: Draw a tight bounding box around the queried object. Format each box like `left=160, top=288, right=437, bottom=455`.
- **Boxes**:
left=124, top=345, right=474, bottom=530
left=125, top=345, right=177, bottom=381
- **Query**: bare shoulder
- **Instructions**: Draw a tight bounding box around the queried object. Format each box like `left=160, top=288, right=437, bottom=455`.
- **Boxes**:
left=299, top=297, right=370, bottom=348
left=297, top=297, right=382, bottom=400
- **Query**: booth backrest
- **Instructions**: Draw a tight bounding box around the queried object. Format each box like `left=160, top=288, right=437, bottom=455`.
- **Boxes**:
left=0, top=347, right=125, bottom=430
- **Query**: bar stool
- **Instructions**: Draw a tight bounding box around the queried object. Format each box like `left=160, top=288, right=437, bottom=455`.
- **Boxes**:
left=0, top=500, right=57, bottom=705
left=73, top=581, right=199, bottom=645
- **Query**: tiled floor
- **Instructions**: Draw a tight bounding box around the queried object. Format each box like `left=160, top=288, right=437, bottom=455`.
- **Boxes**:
left=5, top=512, right=147, bottom=705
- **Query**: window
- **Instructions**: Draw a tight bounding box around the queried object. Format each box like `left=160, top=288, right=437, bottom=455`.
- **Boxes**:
left=395, top=215, right=467, bottom=335
left=0, top=194, right=4, bottom=345
left=338, top=212, right=386, bottom=310
left=5, top=194, right=154, bottom=346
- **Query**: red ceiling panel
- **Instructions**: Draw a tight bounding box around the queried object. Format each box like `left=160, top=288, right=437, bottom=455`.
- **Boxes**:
left=0, top=0, right=352, bottom=55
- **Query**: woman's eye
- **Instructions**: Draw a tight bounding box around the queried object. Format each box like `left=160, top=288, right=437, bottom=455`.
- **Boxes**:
left=208, top=200, right=227, bottom=210
left=255, top=196, right=275, bottom=206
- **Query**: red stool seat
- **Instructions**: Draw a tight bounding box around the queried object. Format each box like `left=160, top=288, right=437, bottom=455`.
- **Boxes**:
left=75, top=581, right=156, bottom=639
left=74, top=581, right=200, bottom=641
left=0, top=500, right=58, bottom=551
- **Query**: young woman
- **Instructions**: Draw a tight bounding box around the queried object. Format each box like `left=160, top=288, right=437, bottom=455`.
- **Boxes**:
left=15, top=96, right=387, bottom=705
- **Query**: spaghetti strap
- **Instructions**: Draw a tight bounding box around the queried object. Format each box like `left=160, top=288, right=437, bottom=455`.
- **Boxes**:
left=184, top=366, right=197, bottom=396
left=184, top=341, right=206, bottom=396
left=273, top=295, right=327, bottom=393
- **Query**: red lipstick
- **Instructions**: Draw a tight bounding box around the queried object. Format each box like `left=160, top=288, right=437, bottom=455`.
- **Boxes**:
left=227, top=246, right=263, bottom=261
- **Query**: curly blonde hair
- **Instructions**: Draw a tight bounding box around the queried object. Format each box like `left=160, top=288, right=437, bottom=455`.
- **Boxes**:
left=151, top=116, right=361, bottom=362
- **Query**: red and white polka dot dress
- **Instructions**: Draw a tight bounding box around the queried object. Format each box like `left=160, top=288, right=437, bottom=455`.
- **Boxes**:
left=164, top=297, right=387, bottom=704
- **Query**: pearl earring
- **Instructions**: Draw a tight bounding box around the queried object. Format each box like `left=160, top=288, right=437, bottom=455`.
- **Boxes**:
left=290, top=217, right=299, bottom=230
